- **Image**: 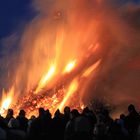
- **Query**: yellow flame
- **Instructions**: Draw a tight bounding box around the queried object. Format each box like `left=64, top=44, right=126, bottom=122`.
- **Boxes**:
left=82, top=59, right=101, bottom=77
left=35, top=65, right=55, bottom=93
left=59, top=79, right=78, bottom=112
left=63, top=60, right=76, bottom=73
left=0, top=87, right=14, bottom=115
left=80, top=104, right=85, bottom=110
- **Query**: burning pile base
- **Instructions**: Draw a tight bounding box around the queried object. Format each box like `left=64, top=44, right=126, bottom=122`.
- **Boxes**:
left=5, top=85, right=82, bottom=118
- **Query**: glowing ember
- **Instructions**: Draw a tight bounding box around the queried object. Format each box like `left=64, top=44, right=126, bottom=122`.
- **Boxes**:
left=63, top=60, right=77, bottom=73
left=35, top=65, right=56, bottom=93
left=59, top=79, right=79, bottom=112
left=80, top=104, right=85, bottom=110
left=11, top=87, right=65, bottom=118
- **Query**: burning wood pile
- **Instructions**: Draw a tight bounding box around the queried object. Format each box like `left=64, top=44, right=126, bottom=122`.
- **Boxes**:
left=11, top=86, right=65, bottom=118
left=0, top=59, right=100, bottom=118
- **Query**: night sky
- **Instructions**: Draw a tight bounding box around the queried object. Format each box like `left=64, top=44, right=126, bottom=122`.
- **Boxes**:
left=0, top=0, right=35, bottom=38
left=0, top=0, right=36, bottom=91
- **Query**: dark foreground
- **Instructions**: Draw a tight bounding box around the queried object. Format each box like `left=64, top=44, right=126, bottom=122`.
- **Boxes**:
left=0, top=104, right=140, bottom=140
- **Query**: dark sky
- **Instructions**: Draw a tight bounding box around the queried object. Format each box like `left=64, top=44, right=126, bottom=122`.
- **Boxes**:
left=0, top=0, right=36, bottom=91
left=0, top=0, right=35, bottom=39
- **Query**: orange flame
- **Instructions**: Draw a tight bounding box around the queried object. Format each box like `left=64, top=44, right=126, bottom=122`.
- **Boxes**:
left=63, top=60, right=77, bottom=73
left=59, top=79, right=79, bottom=112
left=80, top=104, right=85, bottom=110
left=82, top=59, right=101, bottom=77
left=0, top=87, right=14, bottom=115
left=35, top=65, right=56, bottom=93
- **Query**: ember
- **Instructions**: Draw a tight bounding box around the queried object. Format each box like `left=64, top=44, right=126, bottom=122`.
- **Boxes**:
left=8, top=87, right=63, bottom=118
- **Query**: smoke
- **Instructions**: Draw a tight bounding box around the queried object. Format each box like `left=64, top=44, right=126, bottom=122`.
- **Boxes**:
left=0, top=33, right=20, bottom=93
left=0, top=0, right=140, bottom=112
left=82, top=0, right=140, bottom=110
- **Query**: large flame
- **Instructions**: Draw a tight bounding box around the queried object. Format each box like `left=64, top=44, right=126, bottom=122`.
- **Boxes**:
left=0, top=1, right=101, bottom=117
left=0, top=0, right=125, bottom=117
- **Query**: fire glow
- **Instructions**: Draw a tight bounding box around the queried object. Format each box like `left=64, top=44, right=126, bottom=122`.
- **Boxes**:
left=59, top=78, right=79, bottom=112
left=0, top=0, right=104, bottom=117
left=0, top=87, right=14, bottom=115
left=63, top=60, right=77, bottom=74
left=0, top=59, right=101, bottom=117
left=35, top=65, right=56, bottom=93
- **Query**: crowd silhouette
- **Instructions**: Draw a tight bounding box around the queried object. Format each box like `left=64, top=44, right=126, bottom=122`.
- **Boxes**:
left=0, top=104, right=140, bottom=140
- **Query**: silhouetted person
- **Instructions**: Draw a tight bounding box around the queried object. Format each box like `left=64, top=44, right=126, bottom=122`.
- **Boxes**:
left=16, top=110, right=28, bottom=131
left=120, top=114, right=125, bottom=121
left=63, top=107, right=71, bottom=136
left=27, top=115, right=36, bottom=133
left=52, top=109, right=65, bottom=140
left=82, top=107, right=97, bottom=134
left=0, top=115, right=7, bottom=130
left=43, top=109, right=53, bottom=139
left=74, top=112, right=93, bottom=140
left=94, top=109, right=114, bottom=140
left=109, top=120, right=125, bottom=140
left=65, top=109, right=80, bottom=140
left=27, top=108, right=46, bottom=140
left=27, top=119, right=40, bottom=140
left=0, top=126, right=7, bottom=140
left=117, top=114, right=129, bottom=138
left=101, top=109, right=114, bottom=135
left=5, top=109, right=14, bottom=125
left=0, top=115, right=7, bottom=140
left=7, top=118, right=26, bottom=140
left=64, top=106, right=70, bottom=123
left=137, top=122, right=140, bottom=140
left=45, top=109, right=52, bottom=120
left=125, top=104, right=140, bottom=139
